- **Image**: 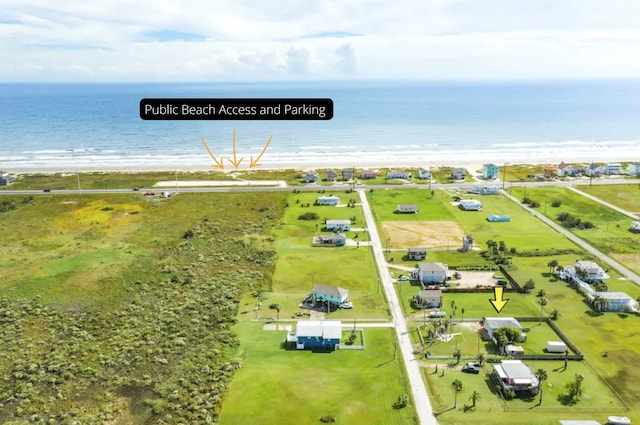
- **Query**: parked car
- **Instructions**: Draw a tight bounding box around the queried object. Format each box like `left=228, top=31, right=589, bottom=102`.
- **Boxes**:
left=462, top=364, right=480, bottom=374
left=398, top=275, right=410, bottom=281
left=43, top=189, right=51, bottom=193
left=340, top=302, right=353, bottom=309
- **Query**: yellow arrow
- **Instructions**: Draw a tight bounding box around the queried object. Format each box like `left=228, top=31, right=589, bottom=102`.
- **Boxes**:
left=249, top=135, right=272, bottom=168
left=200, top=136, right=225, bottom=169
left=227, top=127, right=244, bottom=169
left=489, top=286, right=510, bottom=313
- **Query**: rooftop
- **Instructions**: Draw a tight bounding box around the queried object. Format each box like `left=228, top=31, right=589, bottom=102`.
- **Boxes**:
left=493, top=360, right=538, bottom=385
left=312, top=284, right=349, bottom=298
left=485, top=317, right=523, bottom=330
left=296, top=320, right=342, bottom=339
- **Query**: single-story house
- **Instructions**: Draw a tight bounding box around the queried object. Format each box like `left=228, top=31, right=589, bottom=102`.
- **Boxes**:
left=303, top=171, right=319, bottom=183
left=287, top=320, right=342, bottom=350
left=470, top=185, right=500, bottom=195
left=396, top=203, right=419, bottom=214
left=585, top=163, right=603, bottom=177
left=605, top=163, right=623, bottom=175
left=342, top=168, right=354, bottom=181
left=325, top=219, right=351, bottom=231
left=311, top=284, right=349, bottom=305
left=574, top=260, right=609, bottom=282
left=407, top=247, right=427, bottom=260
left=317, top=195, right=340, bottom=206
left=593, top=291, right=639, bottom=312
left=415, top=289, right=443, bottom=308
left=387, top=170, right=411, bottom=180
left=415, top=262, right=449, bottom=285
left=0, top=171, right=15, bottom=186
left=484, top=317, right=525, bottom=344
left=459, top=199, right=483, bottom=211
left=360, top=169, right=376, bottom=179
left=627, top=162, right=640, bottom=176
left=483, top=163, right=499, bottom=180
left=312, top=233, right=346, bottom=247
left=452, top=168, right=467, bottom=180
left=504, top=344, right=525, bottom=357
left=326, top=170, right=338, bottom=182
left=487, top=214, right=511, bottom=222
left=631, top=221, right=640, bottom=232
left=492, top=360, right=539, bottom=394
left=418, top=168, right=432, bottom=180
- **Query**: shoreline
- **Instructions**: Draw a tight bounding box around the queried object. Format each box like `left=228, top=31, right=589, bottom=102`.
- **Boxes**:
left=5, top=157, right=638, bottom=175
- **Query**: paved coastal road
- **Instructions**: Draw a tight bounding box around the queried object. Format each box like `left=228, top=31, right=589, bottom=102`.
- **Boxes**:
left=358, top=189, right=438, bottom=425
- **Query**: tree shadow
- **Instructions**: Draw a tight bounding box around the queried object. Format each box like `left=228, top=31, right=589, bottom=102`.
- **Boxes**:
left=557, top=393, right=578, bottom=406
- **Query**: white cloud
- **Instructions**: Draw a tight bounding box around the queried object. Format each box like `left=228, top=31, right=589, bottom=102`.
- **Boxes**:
left=1, top=0, right=640, bottom=81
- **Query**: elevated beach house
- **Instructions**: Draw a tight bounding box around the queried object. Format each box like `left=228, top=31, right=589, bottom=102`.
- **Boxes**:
left=303, top=171, right=319, bottom=183
left=325, top=219, right=351, bottom=231
left=287, top=320, right=342, bottom=350
left=627, top=162, right=640, bottom=177
left=459, top=199, right=483, bottom=211
left=557, top=162, right=577, bottom=177
left=326, top=170, right=338, bottom=182
left=407, top=247, right=427, bottom=260
left=396, top=203, right=419, bottom=214
left=483, top=163, right=499, bottom=180
left=0, top=171, right=15, bottom=186
left=414, top=262, right=449, bottom=285
left=312, top=233, right=346, bottom=247
left=311, top=284, right=349, bottom=306
left=492, top=360, right=539, bottom=394
left=360, top=170, right=376, bottom=179
left=605, top=163, right=623, bottom=175
left=585, top=163, right=603, bottom=177
left=317, top=195, right=340, bottom=206
left=418, top=168, right=432, bottom=180
left=387, top=170, right=411, bottom=180
left=414, top=289, right=443, bottom=308
left=342, top=168, right=354, bottom=181
left=451, top=168, right=467, bottom=180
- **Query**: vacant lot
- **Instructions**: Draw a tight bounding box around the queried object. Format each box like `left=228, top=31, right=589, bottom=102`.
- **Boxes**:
left=577, top=183, right=640, bottom=213
left=381, top=220, right=465, bottom=249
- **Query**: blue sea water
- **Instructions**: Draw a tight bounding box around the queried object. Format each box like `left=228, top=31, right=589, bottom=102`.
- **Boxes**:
left=1, top=80, right=640, bottom=171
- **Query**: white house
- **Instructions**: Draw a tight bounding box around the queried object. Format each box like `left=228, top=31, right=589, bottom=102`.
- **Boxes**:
left=627, top=162, right=640, bottom=176
left=484, top=317, right=525, bottom=344
left=605, top=163, right=623, bottom=175
left=469, top=186, right=500, bottom=195
left=387, top=170, right=411, bottom=180
left=414, top=262, right=449, bottom=285
left=592, top=292, right=639, bottom=312
left=325, top=219, right=351, bottom=231
left=452, top=168, right=467, bottom=180
left=317, top=196, right=340, bottom=206
left=557, top=162, right=576, bottom=177
left=396, top=203, right=419, bottom=214
left=574, top=260, right=609, bottom=282
left=631, top=221, right=640, bottom=232
left=418, top=168, right=432, bottom=180
left=585, top=163, right=603, bottom=177
left=492, top=360, right=539, bottom=394
left=459, top=199, right=483, bottom=211
left=0, top=171, right=15, bottom=186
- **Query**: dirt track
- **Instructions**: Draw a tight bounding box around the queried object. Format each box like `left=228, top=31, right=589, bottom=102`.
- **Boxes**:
left=381, top=220, right=466, bottom=248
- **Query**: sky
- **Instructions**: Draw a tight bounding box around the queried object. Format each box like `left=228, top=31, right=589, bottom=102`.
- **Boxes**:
left=1, top=0, right=640, bottom=82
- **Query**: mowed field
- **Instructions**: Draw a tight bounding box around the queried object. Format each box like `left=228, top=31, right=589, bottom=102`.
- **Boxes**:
left=219, top=325, right=414, bottom=425
left=382, top=220, right=465, bottom=248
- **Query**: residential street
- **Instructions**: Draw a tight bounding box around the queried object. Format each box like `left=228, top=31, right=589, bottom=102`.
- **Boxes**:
left=358, top=189, right=438, bottom=425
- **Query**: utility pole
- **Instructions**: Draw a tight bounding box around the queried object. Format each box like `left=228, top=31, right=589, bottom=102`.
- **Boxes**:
left=76, top=168, right=81, bottom=193
left=502, top=162, right=508, bottom=190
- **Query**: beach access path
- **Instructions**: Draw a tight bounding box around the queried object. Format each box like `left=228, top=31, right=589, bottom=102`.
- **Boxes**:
left=357, top=189, right=438, bottom=425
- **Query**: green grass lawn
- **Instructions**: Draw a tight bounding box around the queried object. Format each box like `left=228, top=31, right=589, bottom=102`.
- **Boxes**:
left=423, top=359, right=629, bottom=425
left=219, top=324, right=416, bottom=425
left=576, top=183, right=640, bottom=213
left=368, top=188, right=454, bottom=221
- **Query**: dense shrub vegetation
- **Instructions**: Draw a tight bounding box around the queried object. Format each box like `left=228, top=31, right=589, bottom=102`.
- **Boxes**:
left=0, top=192, right=285, bottom=423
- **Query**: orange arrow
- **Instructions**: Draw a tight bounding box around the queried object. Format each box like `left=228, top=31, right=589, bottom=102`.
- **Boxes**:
left=489, top=286, right=510, bottom=313
left=200, top=136, right=225, bottom=169
left=227, top=128, right=244, bottom=169
left=249, top=135, right=272, bottom=168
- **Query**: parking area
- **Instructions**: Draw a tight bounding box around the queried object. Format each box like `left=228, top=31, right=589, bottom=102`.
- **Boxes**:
left=450, top=271, right=502, bottom=289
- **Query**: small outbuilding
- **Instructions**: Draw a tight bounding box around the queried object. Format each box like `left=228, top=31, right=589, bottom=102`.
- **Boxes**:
left=317, top=195, right=340, bottom=206
left=396, top=203, right=419, bottom=214
left=546, top=341, right=568, bottom=353
left=504, top=344, right=525, bottom=357
left=407, top=247, right=427, bottom=260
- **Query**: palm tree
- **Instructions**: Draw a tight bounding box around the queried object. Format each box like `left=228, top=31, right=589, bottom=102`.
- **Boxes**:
left=535, top=369, right=548, bottom=405
left=453, top=348, right=461, bottom=364
left=538, top=297, right=548, bottom=323
left=536, top=289, right=546, bottom=298
left=523, top=279, right=536, bottom=293
left=476, top=353, right=485, bottom=366
left=452, top=379, right=463, bottom=408
left=460, top=307, right=465, bottom=322
left=546, top=259, right=558, bottom=273
left=469, top=390, right=481, bottom=409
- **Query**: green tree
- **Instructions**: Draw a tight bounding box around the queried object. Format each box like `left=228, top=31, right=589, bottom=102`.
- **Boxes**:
left=538, top=297, right=548, bottom=323
left=564, top=373, right=584, bottom=403
left=536, top=289, right=546, bottom=298
left=547, top=259, right=559, bottom=272
left=535, top=369, right=548, bottom=405
left=453, top=348, right=461, bottom=364
left=476, top=353, right=485, bottom=366
left=523, top=279, right=535, bottom=293
left=452, top=379, right=463, bottom=408
left=469, top=390, right=481, bottom=408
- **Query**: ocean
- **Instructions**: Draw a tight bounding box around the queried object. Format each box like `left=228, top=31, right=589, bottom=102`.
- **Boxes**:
left=1, top=80, right=640, bottom=171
